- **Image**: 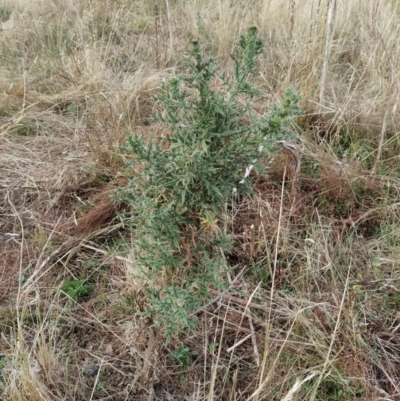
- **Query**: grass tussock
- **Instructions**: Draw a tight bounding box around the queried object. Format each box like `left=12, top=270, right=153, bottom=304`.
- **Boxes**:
left=1, top=0, right=400, bottom=400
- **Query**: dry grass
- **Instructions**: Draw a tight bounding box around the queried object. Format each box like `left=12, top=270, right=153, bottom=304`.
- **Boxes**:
left=1, top=0, right=400, bottom=400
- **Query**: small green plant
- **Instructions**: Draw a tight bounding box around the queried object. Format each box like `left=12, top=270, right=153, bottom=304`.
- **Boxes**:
left=94, top=366, right=107, bottom=391
left=0, top=357, right=6, bottom=382
left=15, top=121, right=34, bottom=136
left=83, top=257, right=98, bottom=270
left=208, top=342, right=218, bottom=352
left=61, top=278, right=93, bottom=301
left=118, top=295, right=136, bottom=312
left=0, top=9, right=11, bottom=23
left=116, top=27, right=301, bottom=339
left=169, top=344, right=197, bottom=369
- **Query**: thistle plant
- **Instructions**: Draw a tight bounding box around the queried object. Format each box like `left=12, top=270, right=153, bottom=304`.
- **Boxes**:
left=116, top=27, right=301, bottom=340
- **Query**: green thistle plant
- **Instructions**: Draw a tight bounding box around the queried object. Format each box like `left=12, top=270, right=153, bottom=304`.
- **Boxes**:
left=115, top=27, right=301, bottom=340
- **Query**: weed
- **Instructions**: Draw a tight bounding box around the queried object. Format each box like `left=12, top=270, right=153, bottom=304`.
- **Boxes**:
left=14, top=121, right=34, bottom=136
left=169, top=344, right=197, bottom=369
left=83, top=258, right=98, bottom=270
left=0, top=357, right=6, bottom=382
left=61, top=278, right=93, bottom=302
left=0, top=9, right=10, bottom=22
left=116, top=27, right=300, bottom=339
left=118, top=295, right=136, bottom=312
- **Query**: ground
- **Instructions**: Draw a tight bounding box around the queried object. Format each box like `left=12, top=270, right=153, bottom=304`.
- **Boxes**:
left=1, top=1, right=400, bottom=400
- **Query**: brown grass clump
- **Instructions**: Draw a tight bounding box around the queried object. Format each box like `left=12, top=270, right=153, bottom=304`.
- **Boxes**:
left=1, top=0, right=400, bottom=400
left=57, top=178, right=128, bottom=236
